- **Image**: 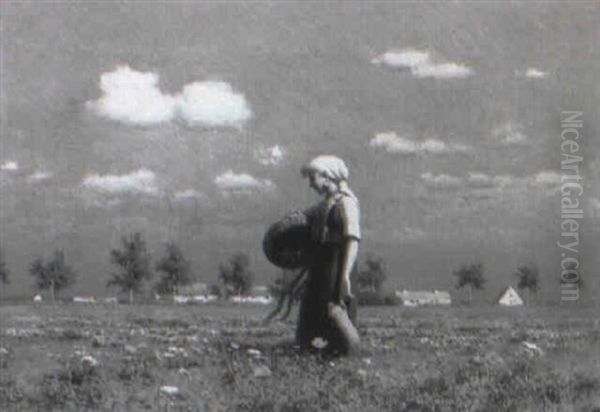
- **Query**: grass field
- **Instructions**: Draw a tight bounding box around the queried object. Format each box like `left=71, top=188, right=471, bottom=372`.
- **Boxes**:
left=1, top=302, right=599, bottom=411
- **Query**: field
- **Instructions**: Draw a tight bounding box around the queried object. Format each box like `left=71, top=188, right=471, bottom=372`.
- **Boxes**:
left=1, top=303, right=599, bottom=411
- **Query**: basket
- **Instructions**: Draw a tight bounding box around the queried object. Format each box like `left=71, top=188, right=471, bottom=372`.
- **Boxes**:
left=262, top=210, right=316, bottom=269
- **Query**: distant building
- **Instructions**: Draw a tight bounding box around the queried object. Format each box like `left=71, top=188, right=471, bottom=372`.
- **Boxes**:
left=395, top=290, right=452, bottom=307
left=497, top=286, right=523, bottom=306
left=73, top=296, right=97, bottom=304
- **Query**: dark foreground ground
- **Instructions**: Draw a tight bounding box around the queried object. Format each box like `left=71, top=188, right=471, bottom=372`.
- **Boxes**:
left=1, top=303, right=599, bottom=411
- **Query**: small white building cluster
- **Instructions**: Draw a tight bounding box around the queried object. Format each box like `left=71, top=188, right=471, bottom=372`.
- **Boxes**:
left=395, top=290, right=452, bottom=307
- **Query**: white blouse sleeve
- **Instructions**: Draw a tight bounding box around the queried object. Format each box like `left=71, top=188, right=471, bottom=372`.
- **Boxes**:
left=339, top=196, right=361, bottom=241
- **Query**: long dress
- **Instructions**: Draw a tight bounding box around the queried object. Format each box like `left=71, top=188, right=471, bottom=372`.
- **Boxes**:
left=296, top=192, right=360, bottom=352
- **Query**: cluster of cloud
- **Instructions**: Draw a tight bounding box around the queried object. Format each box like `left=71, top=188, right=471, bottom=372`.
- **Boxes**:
left=370, top=132, right=471, bottom=155
left=173, top=189, right=204, bottom=201
left=87, top=66, right=252, bottom=128
left=255, top=145, right=285, bottom=166
left=81, top=168, right=159, bottom=196
left=1, top=161, right=18, bottom=171
left=214, top=170, right=274, bottom=194
left=517, top=68, right=549, bottom=79
left=372, top=49, right=473, bottom=79
left=27, top=171, right=53, bottom=183
left=421, top=170, right=561, bottom=189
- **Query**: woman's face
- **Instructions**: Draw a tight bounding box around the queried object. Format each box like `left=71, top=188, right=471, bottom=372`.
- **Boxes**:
left=308, top=172, right=335, bottom=195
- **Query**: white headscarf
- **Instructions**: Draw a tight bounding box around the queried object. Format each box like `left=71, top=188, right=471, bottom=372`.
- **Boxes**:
left=301, top=155, right=356, bottom=199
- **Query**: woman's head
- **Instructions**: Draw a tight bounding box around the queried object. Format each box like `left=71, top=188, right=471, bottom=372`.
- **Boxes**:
left=301, top=155, right=349, bottom=195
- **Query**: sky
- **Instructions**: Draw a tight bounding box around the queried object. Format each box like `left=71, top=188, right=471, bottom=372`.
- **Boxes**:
left=1, top=1, right=598, bottom=302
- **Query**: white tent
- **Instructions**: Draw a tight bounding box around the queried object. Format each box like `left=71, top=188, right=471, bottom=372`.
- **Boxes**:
left=497, top=286, right=523, bottom=306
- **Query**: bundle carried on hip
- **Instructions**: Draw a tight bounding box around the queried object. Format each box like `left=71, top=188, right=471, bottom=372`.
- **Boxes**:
left=262, top=209, right=317, bottom=270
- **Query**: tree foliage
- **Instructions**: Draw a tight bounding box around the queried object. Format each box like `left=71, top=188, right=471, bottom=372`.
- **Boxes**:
left=515, top=264, right=538, bottom=292
left=219, top=252, right=254, bottom=297
left=0, top=249, right=8, bottom=285
left=29, top=249, right=76, bottom=301
left=356, top=254, right=387, bottom=294
left=154, top=242, right=193, bottom=296
left=453, top=263, right=485, bottom=303
left=107, top=232, right=152, bottom=303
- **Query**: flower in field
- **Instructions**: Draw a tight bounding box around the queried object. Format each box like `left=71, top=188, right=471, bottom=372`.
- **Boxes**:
left=247, top=348, right=262, bottom=357
left=160, top=385, right=180, bottom=396
left=81, top=355, right=99, bottom=368
left=311, top=337, right=328, bottom=349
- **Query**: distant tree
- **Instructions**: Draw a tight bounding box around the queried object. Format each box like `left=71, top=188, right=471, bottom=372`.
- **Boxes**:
left=207, top=283, right=222, bottom=299
left=29, top=249, right=76, bottom=302
left=514, top=264, right=539, bottom=305
left=453, top=263, right=485, bottom=304
left=219, top=252, right=254, bottom=298
left=0, top=249, right=9, bottom=285
left=356, top=254, right=387, bottom=294
left=107, top=232, right=152, bottom=304
left=154, top=242, right=193, bottom=301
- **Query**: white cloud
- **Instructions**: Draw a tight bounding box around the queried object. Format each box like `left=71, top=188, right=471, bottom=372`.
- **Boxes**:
left=371, top=49, right=430, bottom=69
left=214, top=170, right=274, bottom=193
left=421, top=172, right=463, bottom=187
left=467, top=172, right=512, bottom=188
left=87, top=65, right=252, bottom=128
left=255, top=145, right=285, bottom=166
left=525, top=68, right=548, bottom=78
left=1, top=161, right=19, bottom=171
left=177, top=82, right=252, bottom=127
left=529, top=171, right=561, bottom=186
left=82, top=168, right=159, bottom=195
left=27, top=171, right=53, bottom=183
left=87, top=66, right=177, bottom=126
left=372, top=48, right=473, bottom=79
left=370, top=132, right=471, bottom=155
left=173, top=189, right=204, bottom=201
left=412, top=62, right=473, bottom=79
left=492, top=123, right=528, bottom=145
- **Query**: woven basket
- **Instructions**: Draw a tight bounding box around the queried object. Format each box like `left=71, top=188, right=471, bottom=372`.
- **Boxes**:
left=263, top=209, right=316, bottom=269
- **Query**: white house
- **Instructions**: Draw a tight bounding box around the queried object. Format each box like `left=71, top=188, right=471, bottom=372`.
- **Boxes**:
left=73, top=296, right=97, bottom=304
left=497, top=286, right=523, bottom=306
left=395, top=290, right=452, bottom=307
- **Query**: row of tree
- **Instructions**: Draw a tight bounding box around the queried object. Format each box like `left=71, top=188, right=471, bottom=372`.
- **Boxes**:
left=0, top=236, right=576, bottom=305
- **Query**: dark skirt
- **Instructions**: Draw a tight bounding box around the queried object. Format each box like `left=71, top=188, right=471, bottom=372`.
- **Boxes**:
left=296, top=243, right=357, bottom=352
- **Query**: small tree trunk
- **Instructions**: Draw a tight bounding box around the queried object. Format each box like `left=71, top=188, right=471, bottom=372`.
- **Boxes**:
left=50, top=280, right=56, bottom=305
left=526, top=288, right=530, bottom=306
left=129, top=288, right=133, bottom=305
left=468, top=284, right=472, bottom=304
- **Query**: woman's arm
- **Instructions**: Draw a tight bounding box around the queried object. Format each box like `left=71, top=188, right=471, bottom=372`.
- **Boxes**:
left=338, top=238, right=359, bottom=302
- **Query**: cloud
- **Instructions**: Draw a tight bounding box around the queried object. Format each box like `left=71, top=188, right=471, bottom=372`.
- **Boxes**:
left=492, top=123, right=528, bottom=145
left=214, top=170, right=274, bottom=193
left=87, top=65, right=252, bottom=128
left=255, top=145, right=285, bottom=166
left=1, top=161, right=19, bottom=172
left=529, top=171, right=561, bottom=186
left=524, top=68, right=548, bottom=78
left=87, top=66, right=177, bottom=126
left=27, top=171, right=53, bottom=183
left=372, top=48, right=473, bottom=79
left=177, top=82, right=252, bottom=127
left=173, top=189, right=204, bottom=201
left=421, top=172, right=463, bottom=188
left=466, top=172, right=512, bottom=188
left=82, top=168, right=159, bottom=195
left=370, top=132, right=471, bottom=155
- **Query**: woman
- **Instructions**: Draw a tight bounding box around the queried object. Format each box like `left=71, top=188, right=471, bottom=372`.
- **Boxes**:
left=297, top=155, right=361, bottom=354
